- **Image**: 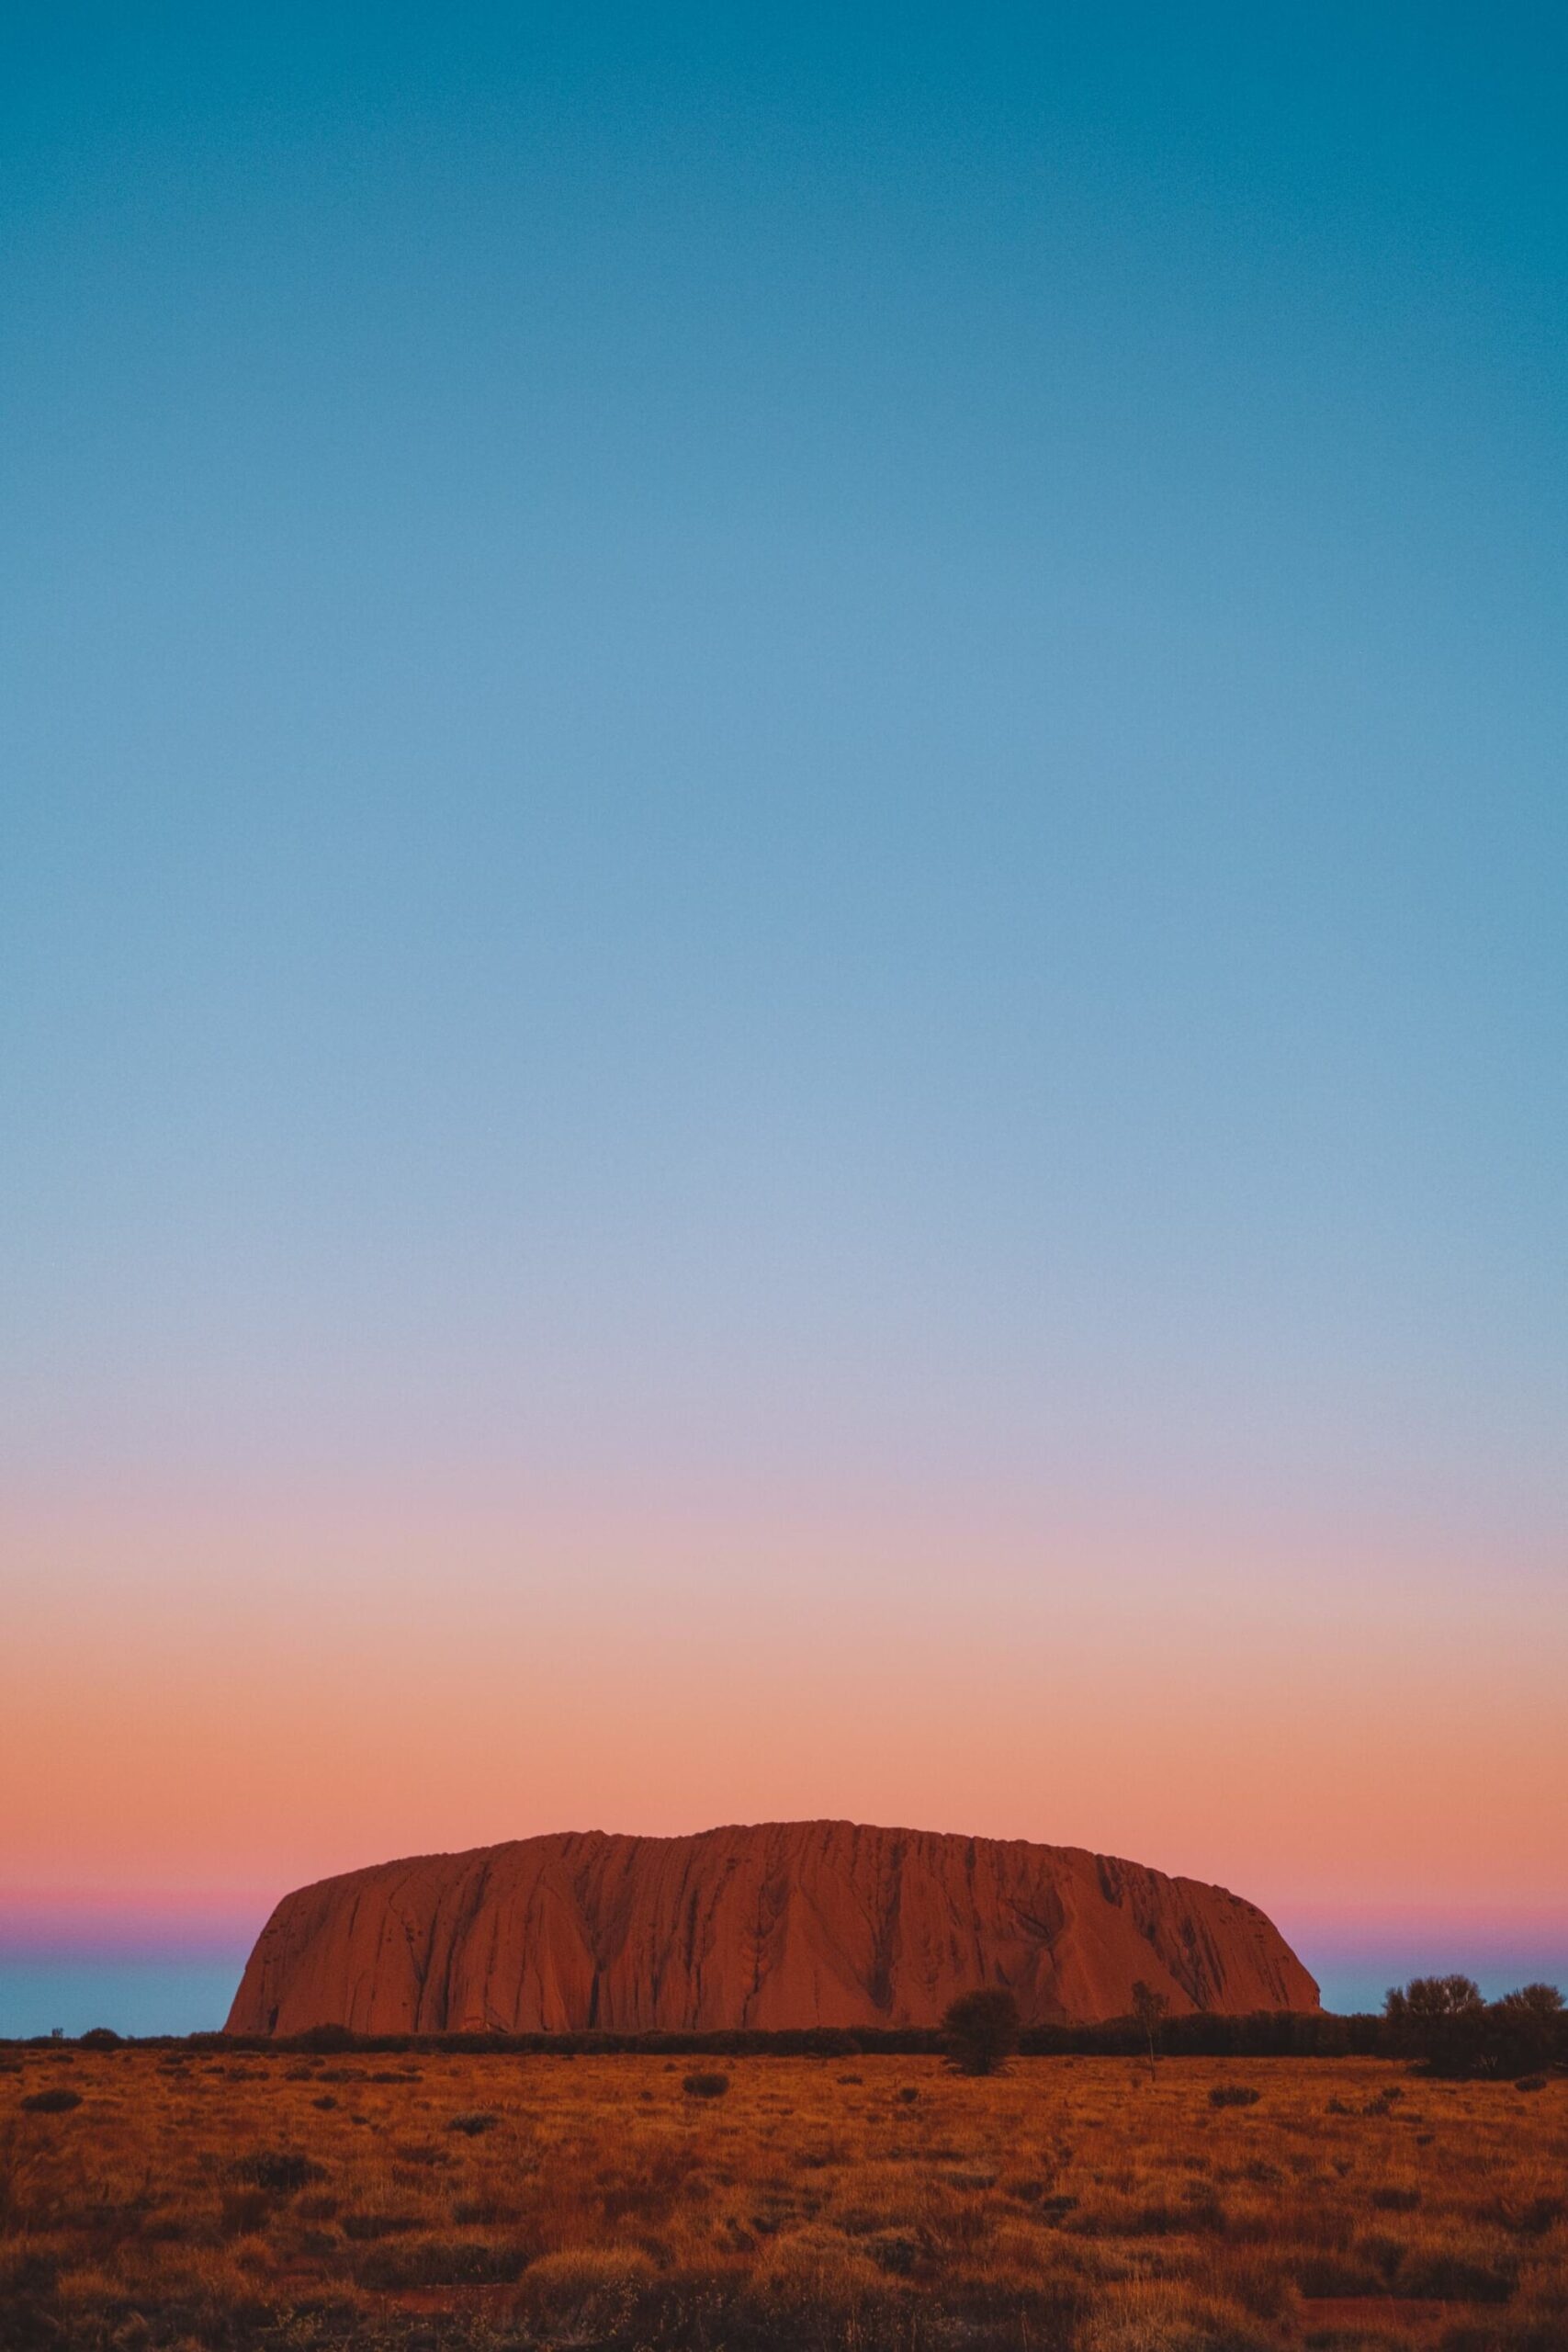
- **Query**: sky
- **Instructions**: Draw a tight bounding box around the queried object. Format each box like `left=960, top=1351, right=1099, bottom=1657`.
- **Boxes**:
left=3, top=3, right=1565, bottom=2033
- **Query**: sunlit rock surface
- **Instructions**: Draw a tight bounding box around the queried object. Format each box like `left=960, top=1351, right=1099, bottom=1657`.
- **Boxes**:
left=228, top=1819, right=1319, bottom=2034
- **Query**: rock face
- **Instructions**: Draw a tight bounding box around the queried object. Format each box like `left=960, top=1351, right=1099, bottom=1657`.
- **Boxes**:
left=228, top=1821, right=1318, bottom=2034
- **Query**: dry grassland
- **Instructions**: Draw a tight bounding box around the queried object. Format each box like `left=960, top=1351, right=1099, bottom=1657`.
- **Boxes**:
left=2, top=2047, right=1564, bottom=2351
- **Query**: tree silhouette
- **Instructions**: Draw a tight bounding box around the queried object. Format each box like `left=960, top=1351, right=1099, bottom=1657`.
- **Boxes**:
left=1131, top=1981, right=1168, bottom=2080
left=1385, top=1975, right=1485, bottom=2023
left=1384, top=1976, right=1487, bottom=2074
left=1493, top=1983, right=1563, bottom=2019
left=1489, top=1984, right=1564, bottom=2076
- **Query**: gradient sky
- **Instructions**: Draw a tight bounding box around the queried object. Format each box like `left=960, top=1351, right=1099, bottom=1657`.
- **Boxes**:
left=3, top=3, right=1565, bottom=2030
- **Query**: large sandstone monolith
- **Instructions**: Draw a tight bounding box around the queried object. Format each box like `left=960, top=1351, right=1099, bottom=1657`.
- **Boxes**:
left=227, top=1820, right=1318, bottom=2034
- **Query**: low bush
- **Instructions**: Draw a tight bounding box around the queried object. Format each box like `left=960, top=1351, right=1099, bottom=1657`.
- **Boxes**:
left=520, top=2244, right=661, bottom=2335
left=294, top=2023, right=358, bottom=2053
left=355, top=2234, right=530, bottom=2289
left=230, top=2149, right=319, bottom=2193
left=942, top=1988, right=1021, bottom=2076
left=1491, top=2196, right=1563, bottom=2239
left=1293, top=2251, right=1390, bottom=2298
left=682, top=2070, right=730, bottom=2098
left=341, top=2211, right=421, bottom=2240
left=1398, top=2247, right=1517, bottom=2302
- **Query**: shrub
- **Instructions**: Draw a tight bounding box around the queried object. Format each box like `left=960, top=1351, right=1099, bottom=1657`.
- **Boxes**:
left=1070, top=2279, right=1275, bottom=2352
left=1398, top=2248, right=1517, bottom=2302
left=942, top=1988, right=1021, bottom=2076
left=1294, top=2251, right=1387, bottom=2298
left=341, top=2211, right=420, bottom=2240
left=219, top=2187, right=274, bottom=2237
left=1209, top=2084, right=1261, bottom=2109
left=682, top=2070, right=730, bottom=2098
left=356, top=2235, right=530, bottom=2289
left=20, top=2088, right=81, bottom=2113
left=0, top=2250, right=62, bottom=2299
left=751, top=2223, right=889, bottom=2317
left=78, top=2028, right=120, bottom=2051
left=295, top=2023, right=357, bottom=2053
left=521, top=2244, right=660, bottom=2334
left=1492, top=2196, right=1563, bottom=2238
left=446, top=2109, right=499, bottom=2134
left=867, top=2231, right=921, bottom=2275
left=230, top=2150, right=319, bottom=2193
left=1355, top=2229, right=1409, bottom=2283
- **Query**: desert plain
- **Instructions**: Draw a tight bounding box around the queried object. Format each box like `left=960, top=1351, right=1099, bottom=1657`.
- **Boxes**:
left=3, top=2043, right=1564, bottom=2352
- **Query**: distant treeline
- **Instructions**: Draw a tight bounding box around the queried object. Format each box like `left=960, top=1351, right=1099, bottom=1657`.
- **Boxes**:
left=0, top=2018, right=1366, bottom=2062
left=10, top=1982, right=1563, bottom=2077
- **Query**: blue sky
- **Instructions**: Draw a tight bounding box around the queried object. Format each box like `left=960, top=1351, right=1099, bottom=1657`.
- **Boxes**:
left=3, top=5, right=1565, bottom=2021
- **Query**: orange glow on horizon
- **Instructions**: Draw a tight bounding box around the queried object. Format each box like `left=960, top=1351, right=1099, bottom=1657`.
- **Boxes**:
left=6, top=1487, right=1564, bottom=1945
